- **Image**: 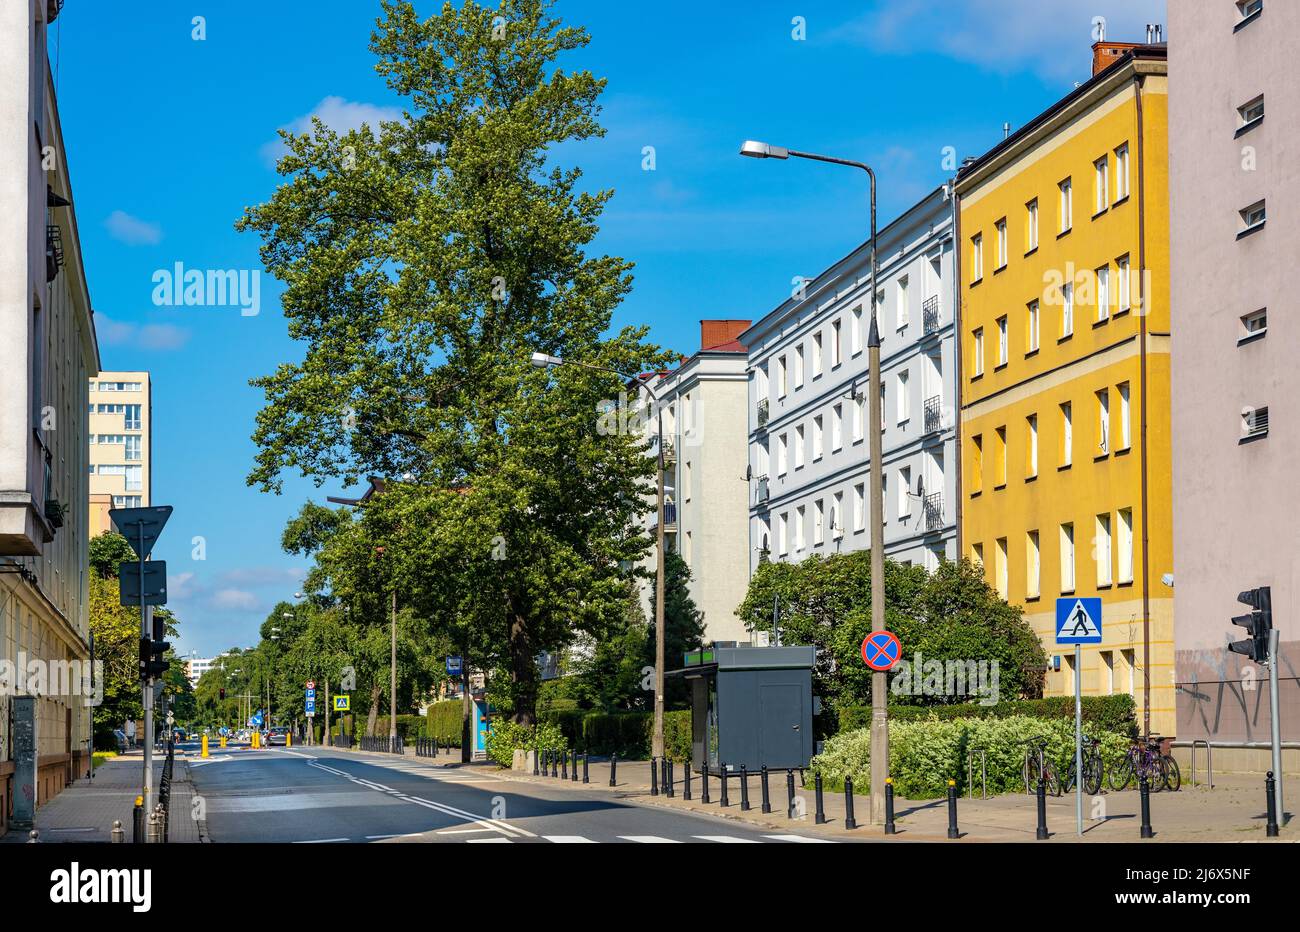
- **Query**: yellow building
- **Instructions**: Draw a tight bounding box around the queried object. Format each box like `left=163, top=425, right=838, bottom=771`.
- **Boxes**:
left=88, top=371, right=152, bottom=535
left=955, top=43, right=1173, bottom=737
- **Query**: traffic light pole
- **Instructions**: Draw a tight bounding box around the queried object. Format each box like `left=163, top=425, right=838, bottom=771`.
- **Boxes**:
left=137, top=523, right=153, bottom=831
left=1269, top=627, right=1283, bottom=822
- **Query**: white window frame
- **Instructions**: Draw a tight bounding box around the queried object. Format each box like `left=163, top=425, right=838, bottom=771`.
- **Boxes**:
left=812, top=332, right=824, bottom=378
left=1060, top=523, right=1076, bottom=593
left=996, top=219, right=1007, bottom=269
left=896, top=370, right=909, bottom=424
left=1096, top=513, right=1113, bottom=587
left=897, top=276, right=910, bottom=329
left=1097, top=388, right=1110, bottom=454
left=794, top=424, right=806, bottom=468
left=1027, top=413, right=1038, bottom=477
left=1061, top=282, right=1074, bottom=337
left=1026, top=198, right=1039, bottom=252
left=1117, top=255, right=1131, bottom=312
left=1096, top=265, right=1110, bottom=322
left=971, top=233, right=983, bottom=282
left=973, top=328, right=984, bottom=376
left=1118, top=508, right=1134, bottom=584
left=997, top=315, right=1008, bottom=366
left=1061, top=402, right=1073, bottom=467
left=1059, top=177, right=1072, bottom=232
left=812, top=415, right=824, bottom=460
left=1026, top=530, right=1041, bottom=599
left=1094, top=156, right=1109, bottom=214
left=1027, top=299, right=1040, bottom=353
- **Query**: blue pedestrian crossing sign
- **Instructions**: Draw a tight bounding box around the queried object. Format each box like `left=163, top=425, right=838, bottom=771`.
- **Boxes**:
left=1056, top=597, right=1103, bottom=645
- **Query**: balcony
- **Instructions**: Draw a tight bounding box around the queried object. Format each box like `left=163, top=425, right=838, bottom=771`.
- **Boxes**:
left=757, top=398, right=770, bottom=429
left=660, top=436, right=676, bottom=467
left=755, top=475, right=770, bottom=505
left=923, top=395, right=943, bottom=435
left=923, top=295, right=941, bottom=336
left=650, top=501, right=678, bottom=533
left=923, top=492, right=944, bottom=533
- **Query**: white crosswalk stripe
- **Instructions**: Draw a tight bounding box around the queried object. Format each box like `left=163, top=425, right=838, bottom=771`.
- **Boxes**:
left=617, top=835, right=682, bottom=843
left=762, top=834, right=835, bottom=843
left=691, top=835, right=760, bottom=843
left=542, top=835, right=596, bottom=843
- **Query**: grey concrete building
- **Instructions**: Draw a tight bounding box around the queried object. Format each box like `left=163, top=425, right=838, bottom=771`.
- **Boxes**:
left=1169, top=0, right=1299, bottom=746
left=742, top=186, right=959, bottom=578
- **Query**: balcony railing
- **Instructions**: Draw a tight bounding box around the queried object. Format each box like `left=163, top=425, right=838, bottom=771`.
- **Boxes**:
left=652, top=502, right=678, bottom=532
left=923, top=295, right=941, bottom=335
left=923, top=395, right=943, bottom=435
left=757, top=398, right=770, bottom=428
left=923, top=492, right=944, bottom=532
left=755, top=476, right=770, bottom=504
left=660, top=436, right=676, bottom=467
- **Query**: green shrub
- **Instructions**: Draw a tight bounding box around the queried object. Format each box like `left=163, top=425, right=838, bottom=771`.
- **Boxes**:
left=663, top=710, right=692, bottom=763
left=811, top=713, right=1134, bottom=799
left=832, top=694, right=1137, bottom=739
left=426, top=700, right=465, bottom=745
left=483, top=720, right=568, bottom=769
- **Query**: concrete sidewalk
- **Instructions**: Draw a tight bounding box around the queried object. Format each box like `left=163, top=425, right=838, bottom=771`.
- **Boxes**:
left=0, top=750, right=205, bottom=844
left=462, top=755, right=1298, bottom=843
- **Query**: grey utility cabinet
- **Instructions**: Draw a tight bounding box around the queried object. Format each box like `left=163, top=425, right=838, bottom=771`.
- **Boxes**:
left=668, top=645, right=815, bottom=773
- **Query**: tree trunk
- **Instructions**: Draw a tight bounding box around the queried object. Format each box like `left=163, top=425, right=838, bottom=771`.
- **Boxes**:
left=507, top=598, right=537, bottom=726
left=366, top=682, right=381, bottom=737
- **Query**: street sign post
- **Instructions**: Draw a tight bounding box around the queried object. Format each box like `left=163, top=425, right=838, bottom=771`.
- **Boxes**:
left=334, top=695, right=350, bottom=712
left=446, top=657, right=463, bottom=676
left=860, top=631, right=902, bottom=672
left=118, top=560, right=168, bottom=606
left=1056, top=597, right=1103, bottom=837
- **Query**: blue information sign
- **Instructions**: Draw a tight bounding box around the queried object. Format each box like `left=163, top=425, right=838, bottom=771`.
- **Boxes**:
left=1055, top=597, right=1103, bottom=645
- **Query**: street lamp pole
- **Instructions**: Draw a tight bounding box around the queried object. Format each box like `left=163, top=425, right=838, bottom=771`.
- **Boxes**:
left=530, top=351, right=669, bottom=757
left=738, top=140, right=886, bottom=823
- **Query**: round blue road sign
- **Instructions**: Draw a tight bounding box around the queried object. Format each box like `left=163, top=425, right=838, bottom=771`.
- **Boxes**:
left=861, top=630, right=902, bottom=671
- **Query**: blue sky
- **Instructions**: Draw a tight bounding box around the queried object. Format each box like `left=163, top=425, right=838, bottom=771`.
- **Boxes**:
left=49, top=0, right=1164, bottom=657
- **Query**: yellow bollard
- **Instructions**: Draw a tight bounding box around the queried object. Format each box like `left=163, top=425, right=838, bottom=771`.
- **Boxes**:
left=220, top=735, right=227, bottom=749
left=201, top=734, right=209, bottom=758
left=286, top=732, right=292, bottom=748
left=252, top=731, right=259, bottom=749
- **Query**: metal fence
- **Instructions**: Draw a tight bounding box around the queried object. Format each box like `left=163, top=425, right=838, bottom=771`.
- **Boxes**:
left=359, top=735, right=405, bottom=754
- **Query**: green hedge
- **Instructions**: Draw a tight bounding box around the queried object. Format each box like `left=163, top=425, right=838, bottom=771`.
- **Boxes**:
left=834, top=694, right=1137, bottom=738
left=535, top=709, right=692, bottom=761
left=484, top=721, right=568, bottom=769
left=369, top=713, right=428, bottom=740
left=425, top=700, right=465, bottom=745
left=811, top=713, right=1132, bottom=800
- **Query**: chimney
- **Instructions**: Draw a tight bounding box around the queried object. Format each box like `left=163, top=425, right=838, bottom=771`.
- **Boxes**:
left=700, top=319, right=751, bottom=351
left=1091, top=23, right=1163, bottom=76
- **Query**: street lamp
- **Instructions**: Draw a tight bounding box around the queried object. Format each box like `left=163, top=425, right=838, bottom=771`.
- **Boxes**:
left=739, top=139, right=888, bottom=824
left=531, top=350, right=671, bottom=759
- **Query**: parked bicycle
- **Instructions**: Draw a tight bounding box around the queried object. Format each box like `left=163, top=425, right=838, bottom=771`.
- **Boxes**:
left=1061, top=735, right=1105, bottom=795
left=1022, top=736, right=1061, bottom=797
left=1109, top=735, right=1180, bottom=792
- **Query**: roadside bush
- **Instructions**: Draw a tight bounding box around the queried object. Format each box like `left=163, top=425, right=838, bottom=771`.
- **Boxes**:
left=426, top=700, right=465, bottom=745
left=532, top=709, right=692, bottom=760
left=811, top=713, right=1133, bottom=799
left=832, top=694, right=1137, bottom=739
left=484, top=720, right=568, bottom=769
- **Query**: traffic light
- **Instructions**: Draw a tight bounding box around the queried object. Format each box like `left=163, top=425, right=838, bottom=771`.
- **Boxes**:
left=1229, top=586, right=1272, bottom=664
left=138, top=635, right=170, bottom=680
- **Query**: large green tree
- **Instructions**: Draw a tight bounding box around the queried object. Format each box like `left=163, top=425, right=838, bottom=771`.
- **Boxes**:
left=239, top=0, right=669, bottom=723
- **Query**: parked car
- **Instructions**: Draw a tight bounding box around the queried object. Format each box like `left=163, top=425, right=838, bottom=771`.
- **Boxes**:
left=112, top=728, right=127, bottom=752
left=265, top=726, right=289, bottom=746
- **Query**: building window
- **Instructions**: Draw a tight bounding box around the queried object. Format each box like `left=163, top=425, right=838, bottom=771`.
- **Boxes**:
left=1094, top=156, right=1109, bottom=214
left=1061, top=282, right=1074, bottom=338
left=1240, top=308, right=1267, bottom=342
left=1060, top=523, right=1075, bottom=593
left=814, top=499, right=825, bottom=546
left=1239, top=200, right=1266, bottom=236
left=684, top=461, right=692, bottom=501
left=971, top=233, right=983, bottom=282
left=1116, top=254, right=1131, bottom=312
left=813, top=415, right=824, bottom=460
left=1027, top=299, right=1040, bottom=353
left=853, top=396, right=864, bottom=442
left=973, top=328, right=985, bottom=377
left=1058, top=177, right=1072, bottom=232
left=1097, top=388, right=1110, bottom=455
left=972, top=542, right=984, bottom=570
left=971, top=434, right=983, bottom=495
left=1100, top=651, right=1114, bottom=694
left=832, top=319, right=843, bottom=366
left=994, top=426, right=1007, bottom=487
left=1026, top=199, right=1039, bottom=252
left=853, top=483, right=865, bottom=532
left=832, top=491, right=844, bottom=539
left=1096, top=513, right=1113, bottom=586
left=1026, top=530, right=1041, bottom=599
left=1118, top=508, right=1134, bottom=583
left=832, top=403, right=843, bottom=451
left=778, top=356, right=788, bottom=397
left=1242, top=404, right=1269, bottom=439
left=897, top=370, right=910, bottom=423
left=683, top=531, right=693, bottom=564
left=1235, top=0, right=1263, bottom=29
left=1096, top=265, right=1110, bottom=322
left=812, top=332, right=824, bottom=378
left=898, top=465, right=911, bottom=518
left=1118, top=382, right=1131, bottom=450
left=995, top=537, right=1008, bottom=599
left=852, top=306, right=863, bottom=355
left=777, top=512, right=788, bottom=556
left=897, top=276, right=910, bottom=328
left=1114, top=144, right=1129, bottom=202
left=995, top=219, right=1007, bottom=270
left=996, top=315, right=1008, bottom=366
left=795, top=424, right=806, bottom=468
left=1027, top=413, right=1038, bottom=478
left=126, top=465, right=143, bottom=491
left=777, top=433, right=788, bottom=475
left=1060, top=402, right=1073, bottom=467
left=1238, top=95, right=1264, bottom=133
left=795, top=506, right=807, bottom=550
left=794, top=345, right=805, bottom=387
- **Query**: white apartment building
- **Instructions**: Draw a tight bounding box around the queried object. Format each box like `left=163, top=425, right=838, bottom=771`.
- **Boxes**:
left=636, top=320, right=752, bottom=644
left=743, top=186, right=959, bottom=575
left=1, top=0, right=101, bottom=834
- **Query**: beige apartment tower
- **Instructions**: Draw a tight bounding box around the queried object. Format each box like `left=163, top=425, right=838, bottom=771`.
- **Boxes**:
left=88, top=372, right=152, bottom=535
left=1169, top=0, right=1299, bottom=748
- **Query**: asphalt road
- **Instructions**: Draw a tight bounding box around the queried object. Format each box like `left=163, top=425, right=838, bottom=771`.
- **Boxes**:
left=186, top=744, right=836, bottom=844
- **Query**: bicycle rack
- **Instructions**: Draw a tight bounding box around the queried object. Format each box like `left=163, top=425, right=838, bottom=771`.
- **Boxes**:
left=1023, top=745, right=1048, bottom=795
left=966, top=747, right=987, bottom=799
left=1190, top=739, right=1213, bottom=789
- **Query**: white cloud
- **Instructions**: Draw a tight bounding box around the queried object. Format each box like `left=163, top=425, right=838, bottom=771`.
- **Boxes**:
left=829, top=0, right=1167, bottom=82
left=212, top=589, right=260, bottom=611
left=104, top=210, right=162, bottom=246
left=217, top=566, right=307, bottom=588
left=93, top=311, right=190, bottom=351
left=261, top=96, right=403, bottom=166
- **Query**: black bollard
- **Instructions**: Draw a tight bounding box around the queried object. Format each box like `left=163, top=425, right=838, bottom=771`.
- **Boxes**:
left=720, top=765, right=730, bottom=807
left=1036, top=777, right=1049, bottom=840
left=582, top=752, right=589, bottom=784
left=884, top=777, right=896, bottom=834
left=1266, top=771, right=1279, bottom=838
left=572, top=749, right=579, bottom=782
left=533, top=749, right=540, bottom=776
left=562, top=751, right=568, bottom=781
left=701, top=762, right=711, bottom=804
left=683, top=761, right=692, bottom=800
left=609, top=753, right=618, bottom=787
left=740, top=765, right=750, bottom=811
left=946, top=779, right=959, bottom=839
left=1139, top=773, right=1154, bottom=838
left=786, top=769, right=797, bottom=819
left=666, top=759, right=674, bottom=798
left=552, top=749, right=560, bottom=779
left=844, top=776, right=857, bottom=830
left=650, top=756, right=659, bottom=796
left=761, top=766, right=772, bottom=814
left=814, top=772, right=826, bottom=824
left=662, top=757, right=670, bottom=797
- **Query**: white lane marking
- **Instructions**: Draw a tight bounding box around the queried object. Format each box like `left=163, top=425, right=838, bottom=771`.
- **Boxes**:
left=692, top=835, right=760, bottom=843
left=435, top=827, right=496, bottom=835
left=618, top=836, right=682, bottom=844
left=403, top=795, right=534, bottom=838
left=762, top=834, right=835, bottom=843
left=365, top=832, right=426, bottom=840
left=466, top=837, right=511, bottom=843
left=294, top=837, right=349, bottom=843
left=275, top=750, right=317, bottom=759
left=542, top=835, right=595, bottom=843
